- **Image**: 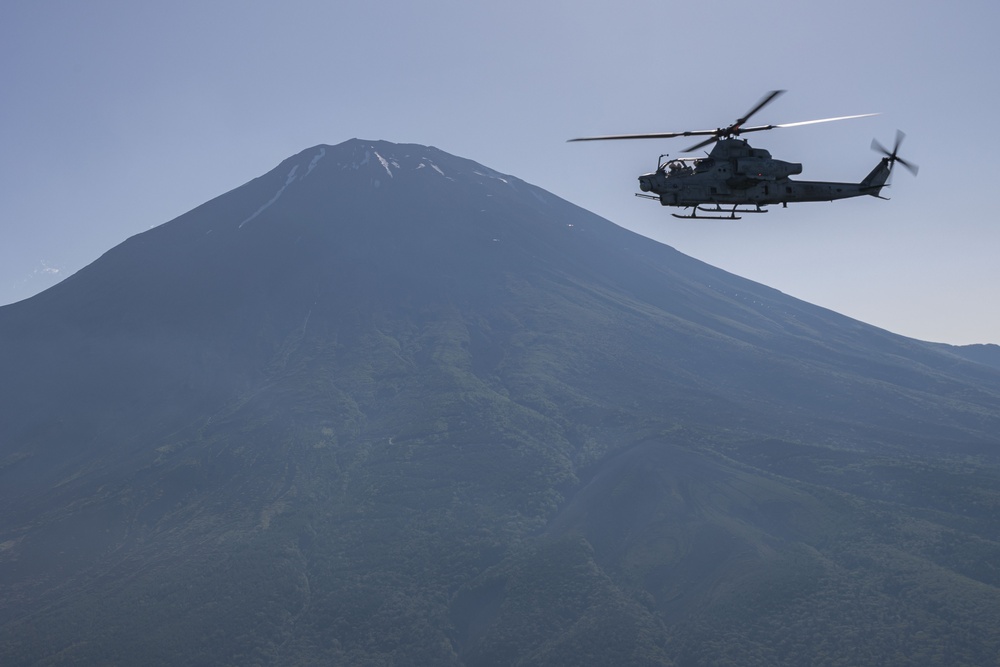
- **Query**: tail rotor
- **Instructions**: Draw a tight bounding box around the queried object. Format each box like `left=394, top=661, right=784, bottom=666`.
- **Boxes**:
left=872, top=130, right=919, bottom=176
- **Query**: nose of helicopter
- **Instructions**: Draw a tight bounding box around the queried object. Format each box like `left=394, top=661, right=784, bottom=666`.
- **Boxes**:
left=638, top=175, right=652, bottom=192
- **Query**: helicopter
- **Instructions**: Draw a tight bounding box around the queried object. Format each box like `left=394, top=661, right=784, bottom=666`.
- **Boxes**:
left=568, top=90, right=917, bottom=219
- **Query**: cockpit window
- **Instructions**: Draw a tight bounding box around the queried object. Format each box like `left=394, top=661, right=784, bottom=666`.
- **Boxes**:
left=663, top=160, right=694, bottom=177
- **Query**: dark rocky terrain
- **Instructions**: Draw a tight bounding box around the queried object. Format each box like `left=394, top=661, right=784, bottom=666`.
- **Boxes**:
left=2, top=140, right=999, bottom=665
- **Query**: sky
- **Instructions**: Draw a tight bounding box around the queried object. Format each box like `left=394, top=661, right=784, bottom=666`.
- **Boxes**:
left=2, top=0, right=999, bottom=345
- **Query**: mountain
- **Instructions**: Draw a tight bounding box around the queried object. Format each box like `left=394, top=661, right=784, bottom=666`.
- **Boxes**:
left=2, top=139, right=1000, bottom=666
left=931, top=342, right=1000, bottom=371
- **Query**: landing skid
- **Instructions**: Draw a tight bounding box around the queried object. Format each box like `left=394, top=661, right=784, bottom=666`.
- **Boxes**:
left=671, top=204, right=768, bottom=220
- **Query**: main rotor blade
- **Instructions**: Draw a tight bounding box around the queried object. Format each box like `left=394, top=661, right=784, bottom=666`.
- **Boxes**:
left=683, top=136, right=720, bottom=153
left=735, top=90, right=786, bottom=127
left=567, top=129, right=719, bottom=142
left=568, top=104, right=878, bottom=148
left=773, top=112, right=880, bottom=129
left=715, top=112, right=879, bottom=143
left=678, top=112, right=879, bottom=151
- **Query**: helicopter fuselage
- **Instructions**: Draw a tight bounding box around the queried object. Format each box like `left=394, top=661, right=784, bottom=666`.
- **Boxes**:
left=638, top=138, right=891, bottom=213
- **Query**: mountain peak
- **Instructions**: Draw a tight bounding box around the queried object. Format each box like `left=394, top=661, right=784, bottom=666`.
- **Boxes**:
left=272, top=139, right=516, bottom=189
left=224, top=139, right=547, bottom=238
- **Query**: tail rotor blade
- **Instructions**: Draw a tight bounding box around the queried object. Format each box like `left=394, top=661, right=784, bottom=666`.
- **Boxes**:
left=872, top=130, right=918, bottom=176
left=871, top=137, right=891, bottom=156
left=895, top=156, right=920, bottom=176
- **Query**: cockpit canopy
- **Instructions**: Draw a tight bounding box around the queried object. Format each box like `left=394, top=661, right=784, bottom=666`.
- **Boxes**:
left=658, top=158, right=703, bottom=178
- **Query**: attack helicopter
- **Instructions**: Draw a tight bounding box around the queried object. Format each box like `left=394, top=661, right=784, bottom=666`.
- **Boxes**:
left=568, top=90, right=917, bottom=219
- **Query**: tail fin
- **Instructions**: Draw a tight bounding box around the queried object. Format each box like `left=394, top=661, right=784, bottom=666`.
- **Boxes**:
left=864, top=131, right=918, bottom=197
left=860, top=158, right=891, bottom=197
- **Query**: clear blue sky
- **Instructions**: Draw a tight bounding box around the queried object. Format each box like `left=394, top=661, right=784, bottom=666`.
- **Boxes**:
left=3, top=1, right=998, bottom=344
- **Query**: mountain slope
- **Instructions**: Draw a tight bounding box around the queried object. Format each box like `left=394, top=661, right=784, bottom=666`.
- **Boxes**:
left=931, top=342, right=1000, bottom=370
left=2, top=140, right=999, bottom=665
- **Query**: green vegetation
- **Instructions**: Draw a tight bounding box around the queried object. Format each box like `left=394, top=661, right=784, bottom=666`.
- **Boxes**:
left=4, top=295, right=999, bottom=665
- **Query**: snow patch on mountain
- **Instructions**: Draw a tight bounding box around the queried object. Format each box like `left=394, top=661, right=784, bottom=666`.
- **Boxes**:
left=303, top=147, right=326, bottom=179
left=328, top=142, right=526, bottom=193
left=373, top=152, right=394, bottom=178
left=416, top=160, right=451, bottom=180
left=349, top=148, right=395, bottom=178
left=236, top=146, right=334, bottom=228
left=239, top=164, right=300, bottom=229
left=474, top=170, right=508, bottom=184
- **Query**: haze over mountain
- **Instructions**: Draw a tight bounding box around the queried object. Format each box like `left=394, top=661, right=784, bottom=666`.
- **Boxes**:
left=2, top=139, right=1000, bottom=665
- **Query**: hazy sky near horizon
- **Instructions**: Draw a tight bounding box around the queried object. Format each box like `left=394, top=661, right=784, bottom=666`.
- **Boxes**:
left=3, top=1, right=998, bottom=344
